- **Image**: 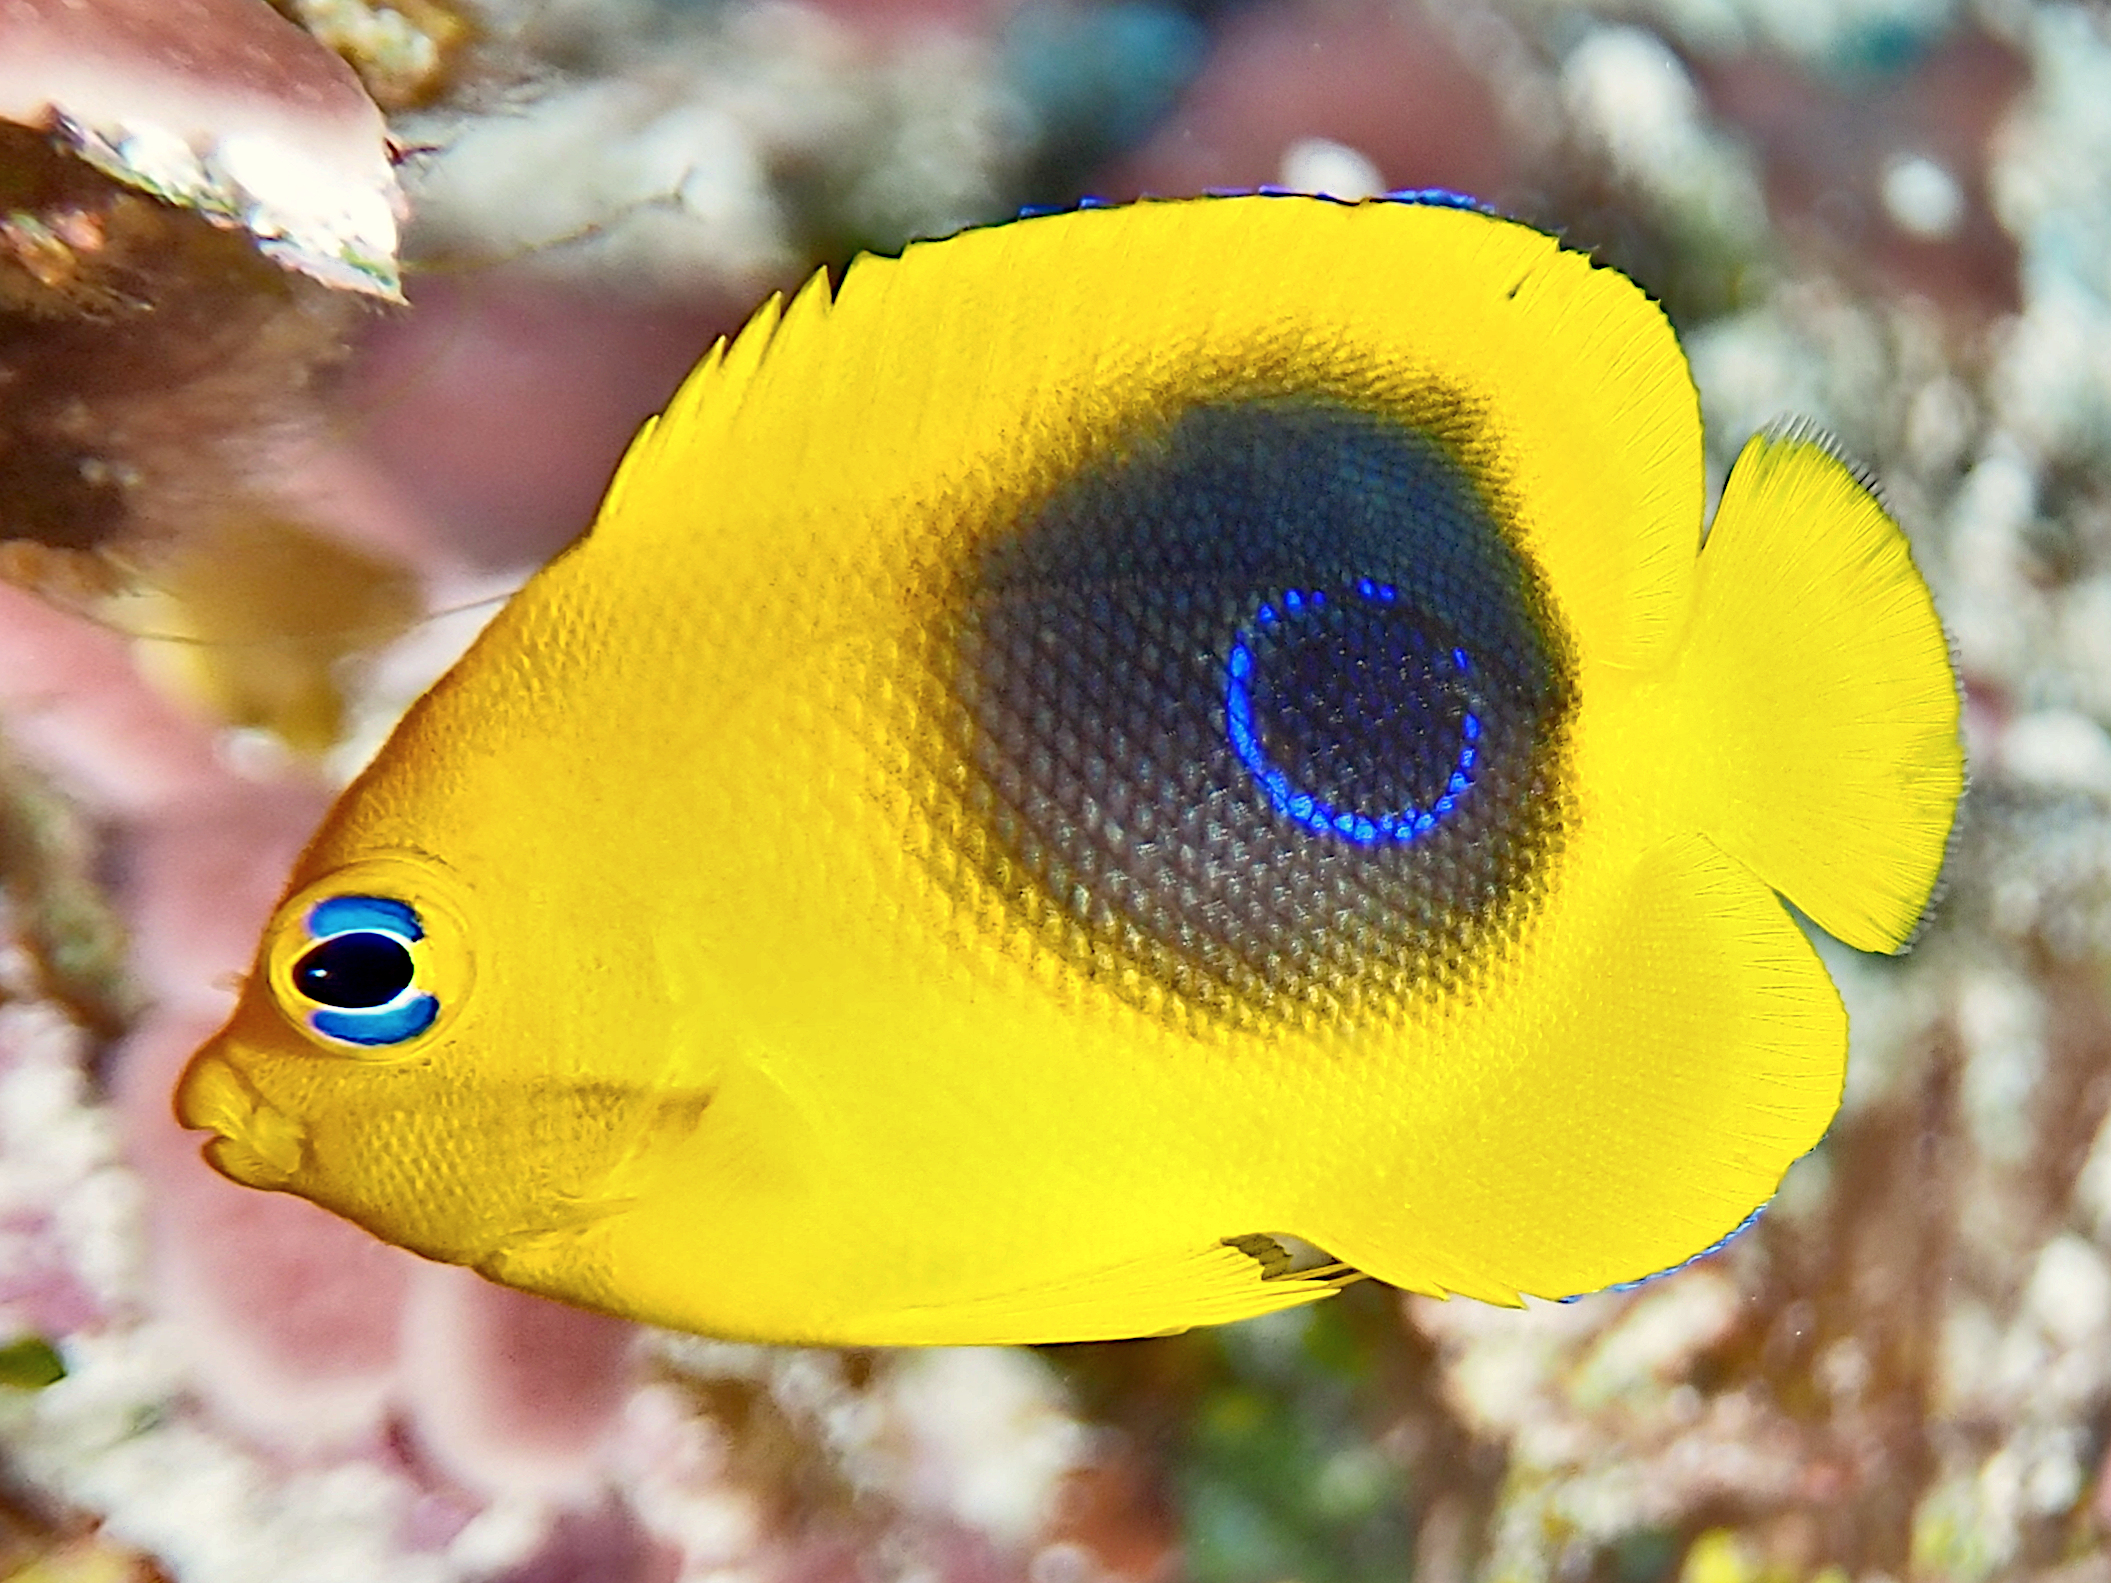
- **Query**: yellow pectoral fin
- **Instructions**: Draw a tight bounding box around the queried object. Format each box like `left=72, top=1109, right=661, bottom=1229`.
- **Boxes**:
left=1311, top=831, right=1845, bottom=1305
left=855, top=1240, right=1351, bottom=1348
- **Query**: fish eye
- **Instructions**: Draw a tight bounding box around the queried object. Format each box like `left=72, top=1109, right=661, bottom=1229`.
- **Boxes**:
left=293, top=932, right=416, bottom=1008
left=282, top=894, right=439, bottom=1047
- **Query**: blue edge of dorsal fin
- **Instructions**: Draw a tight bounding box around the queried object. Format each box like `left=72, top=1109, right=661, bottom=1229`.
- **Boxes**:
left=1555, top=1202, right=1768, bottom=1303
left=1013, top=187, right=1498, bottom=223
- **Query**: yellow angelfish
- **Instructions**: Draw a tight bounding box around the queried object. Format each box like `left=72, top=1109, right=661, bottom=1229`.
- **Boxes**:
left=176, top=195, right=1963, bottom=1346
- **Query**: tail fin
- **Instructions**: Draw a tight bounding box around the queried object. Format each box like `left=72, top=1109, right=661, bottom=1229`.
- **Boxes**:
left=1678, top=424, right=1962, bottom=953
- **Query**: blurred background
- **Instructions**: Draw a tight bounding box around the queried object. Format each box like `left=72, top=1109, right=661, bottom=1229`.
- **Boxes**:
left=1, top=0, right=2108, bottom=1578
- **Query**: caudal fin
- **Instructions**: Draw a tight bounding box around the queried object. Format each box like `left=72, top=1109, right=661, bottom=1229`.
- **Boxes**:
left=1680, top=424, right=1962, bottom=953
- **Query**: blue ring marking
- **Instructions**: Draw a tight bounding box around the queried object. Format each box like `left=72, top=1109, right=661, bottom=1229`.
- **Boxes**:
left=1224, top=583, right=1479, bottom=847
left=308, top=895, right=423, bottom=942
left=311, top=993, right=439, bottom=1047
left=1555, top=1204, right=1767, bottom=1303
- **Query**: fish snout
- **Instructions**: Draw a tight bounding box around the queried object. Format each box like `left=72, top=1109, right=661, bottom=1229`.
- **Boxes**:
left=175, top=1048, right=307, bottom=1190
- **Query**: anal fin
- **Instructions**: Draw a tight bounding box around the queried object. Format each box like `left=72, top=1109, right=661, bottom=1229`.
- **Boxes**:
left=859, top=1239, right=1349, bottom=1346
left=1310, top=832, right=1845, bottom=1305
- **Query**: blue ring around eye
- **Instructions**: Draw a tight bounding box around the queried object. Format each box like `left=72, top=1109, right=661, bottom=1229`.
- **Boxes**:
left=308, top=894, right=423, bottom=941
left=298, top=895, right=435, bottom=1046
left=1224, top=582, right=1479, bottom=846
left=311, top=993, right=439, bottom=1046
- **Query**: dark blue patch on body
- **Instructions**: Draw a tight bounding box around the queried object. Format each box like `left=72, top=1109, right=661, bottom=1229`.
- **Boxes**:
left=947, top=398, right=1572, bottom=1026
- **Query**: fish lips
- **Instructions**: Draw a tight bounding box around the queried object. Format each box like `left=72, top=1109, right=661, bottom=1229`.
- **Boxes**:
left=174, top=1045, right=307, bottom=1190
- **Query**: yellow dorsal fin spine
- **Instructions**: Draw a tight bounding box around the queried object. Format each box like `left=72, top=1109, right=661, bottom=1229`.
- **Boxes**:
left=590, top=283, right=812, bottom=540
left=1676, top=425, right=1963, bottom=952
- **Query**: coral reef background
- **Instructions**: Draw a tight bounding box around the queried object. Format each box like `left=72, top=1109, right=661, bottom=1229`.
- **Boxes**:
left=4, top=0, right=2110, bottom=1579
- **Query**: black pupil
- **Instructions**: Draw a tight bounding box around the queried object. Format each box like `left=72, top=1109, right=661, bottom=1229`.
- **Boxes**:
left=293, top=932, right=414, bottom=1009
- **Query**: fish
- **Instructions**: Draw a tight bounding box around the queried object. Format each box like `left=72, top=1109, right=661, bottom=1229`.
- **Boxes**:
left=175, top=193, right=1964, bottom=1347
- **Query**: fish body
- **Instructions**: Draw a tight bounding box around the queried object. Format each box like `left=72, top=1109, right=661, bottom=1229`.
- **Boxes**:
left=177, top=195, right=1963, bottom=1345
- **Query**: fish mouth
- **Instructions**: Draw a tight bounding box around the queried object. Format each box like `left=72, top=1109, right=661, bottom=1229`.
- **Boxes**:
left=174, top=1051, right=307, bottom=1190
